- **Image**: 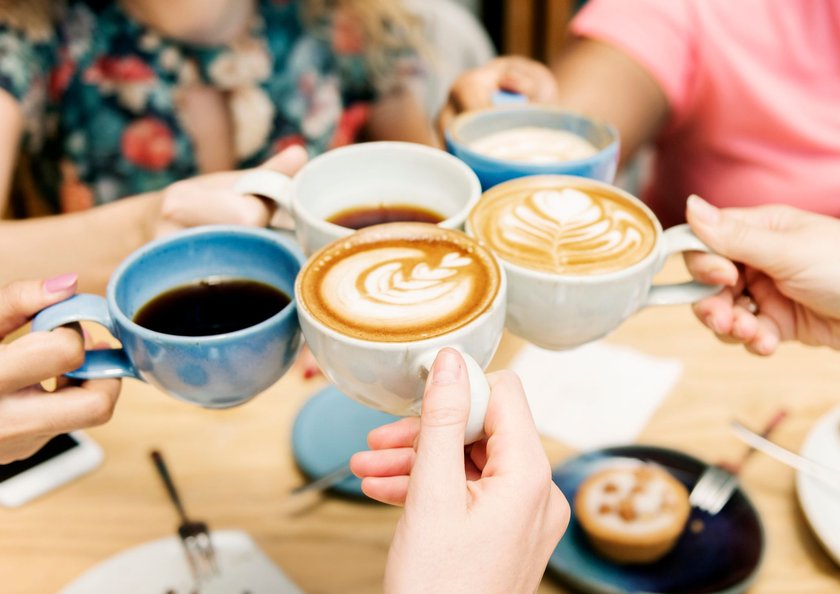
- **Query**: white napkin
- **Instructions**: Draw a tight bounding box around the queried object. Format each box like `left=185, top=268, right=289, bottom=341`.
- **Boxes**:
left=509, top=342, right=683, bottom=451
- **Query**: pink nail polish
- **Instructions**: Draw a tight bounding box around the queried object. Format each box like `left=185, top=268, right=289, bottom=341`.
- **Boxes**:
left=44, top=273, right=78, bottom=294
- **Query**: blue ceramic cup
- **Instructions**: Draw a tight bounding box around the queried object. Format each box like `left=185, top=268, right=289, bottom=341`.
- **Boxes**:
left=31, top=226, right=305, bottom=409
left=445, top=105, right=619, bottom=189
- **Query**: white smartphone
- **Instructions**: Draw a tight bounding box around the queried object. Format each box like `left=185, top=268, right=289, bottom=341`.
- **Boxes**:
left=0, top=432, right=103, bottom=508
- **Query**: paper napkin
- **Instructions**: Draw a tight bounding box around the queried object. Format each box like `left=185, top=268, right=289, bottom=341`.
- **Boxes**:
left=509, top=342, right=683, bottom=451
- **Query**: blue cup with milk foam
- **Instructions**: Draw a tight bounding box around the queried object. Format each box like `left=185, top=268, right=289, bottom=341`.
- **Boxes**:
left=31, top=226, right=305, bottom=408
left=445, top=103, right=620, bottom=190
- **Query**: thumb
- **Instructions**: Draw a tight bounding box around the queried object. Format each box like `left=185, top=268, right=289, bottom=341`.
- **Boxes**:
left=260, top=145, right=308, bottom=177
left=409, top=348, right=470, bottom=509
left=686, top=195, right=789, bottom=275
left=0, top=275, right=78, bottom=337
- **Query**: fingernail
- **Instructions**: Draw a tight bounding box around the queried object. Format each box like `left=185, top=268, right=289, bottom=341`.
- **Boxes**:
left=44, top=273, right=78, bottom=294
left=687, top=195, right=720, bottom=225
left=705, top=314, right=722, bottom=335
left=431, top=349, right=462, bottom=385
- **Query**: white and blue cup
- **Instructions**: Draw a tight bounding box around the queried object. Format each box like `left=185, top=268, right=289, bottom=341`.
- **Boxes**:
left=31, top=226, right=305, bottom=408
left=233, top=141, right=482, bottom=257
left=445, top=105, right=619, bottom=189
left=467, top=175, right=720, bottom=350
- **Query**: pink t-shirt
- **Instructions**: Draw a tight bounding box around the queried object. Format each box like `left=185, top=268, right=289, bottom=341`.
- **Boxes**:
left=572, top=0, right=840, bottom=227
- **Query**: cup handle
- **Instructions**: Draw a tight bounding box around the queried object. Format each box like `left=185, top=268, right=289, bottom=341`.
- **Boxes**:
left=415, top=348, right=489, bottom=444
left=232, top=170, right=295, bottom=230
left=30, top=294, right=139, bottom=380
left=644, top=224, right=722, bottom=307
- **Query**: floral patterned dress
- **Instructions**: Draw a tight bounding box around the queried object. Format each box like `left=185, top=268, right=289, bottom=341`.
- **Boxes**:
left=0, top=0, right=409, bottom=214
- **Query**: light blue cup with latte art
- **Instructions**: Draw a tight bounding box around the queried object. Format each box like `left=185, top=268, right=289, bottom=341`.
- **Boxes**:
left=446, top=105, right=619, bottom=190
left=467, top=175, right=720, bottom=350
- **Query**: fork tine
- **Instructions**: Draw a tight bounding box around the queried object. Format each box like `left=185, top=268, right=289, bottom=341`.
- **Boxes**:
left=707, top=474, right=738, bottom=514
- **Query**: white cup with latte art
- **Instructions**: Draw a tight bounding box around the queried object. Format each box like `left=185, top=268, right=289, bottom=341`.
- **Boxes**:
left=295, top=223, right=506, bottom=443
left=468, top=175, right=720, bottom=350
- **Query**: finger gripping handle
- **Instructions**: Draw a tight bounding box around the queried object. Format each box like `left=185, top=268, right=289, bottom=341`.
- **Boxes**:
left=30, top=294, right=138, bottom=379
left=645, top=224, right=722, bottom=306
left=417, top=347, right=489, bottom=444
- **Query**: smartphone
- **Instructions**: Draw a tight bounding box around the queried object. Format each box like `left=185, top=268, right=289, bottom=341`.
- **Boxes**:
left=0, top=432, right=103, bottom=507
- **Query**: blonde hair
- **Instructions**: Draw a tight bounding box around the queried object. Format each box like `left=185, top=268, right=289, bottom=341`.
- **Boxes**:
left=301, top=0, right=426, bottom=88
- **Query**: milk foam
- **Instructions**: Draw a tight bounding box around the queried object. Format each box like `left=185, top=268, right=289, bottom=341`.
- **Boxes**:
left=469, top=127, right=598, bottom=163
left=299, top=225, right=500, bottom=342
left=321, top=247, right=476, bottom=328
left=470, top=184, right=656, bottom=275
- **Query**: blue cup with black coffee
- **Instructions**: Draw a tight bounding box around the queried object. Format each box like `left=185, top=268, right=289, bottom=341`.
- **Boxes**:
left=32, top=226, right=304, bottom=408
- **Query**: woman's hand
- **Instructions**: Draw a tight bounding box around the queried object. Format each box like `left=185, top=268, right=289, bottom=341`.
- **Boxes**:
left=0, top=277, right=121, bottom=463
left=685, top=195, right=840, bottom=354
left=352, top=349, right=569, bottom=594
left=437, top=56, right=560, bottom=135
left=152, top=145, right=309, bottom=239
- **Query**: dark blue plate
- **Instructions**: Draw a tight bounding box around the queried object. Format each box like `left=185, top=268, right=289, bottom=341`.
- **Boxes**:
left=291, top=386, right=400, bottom=498
left=549, top=445, right=764, bottom=594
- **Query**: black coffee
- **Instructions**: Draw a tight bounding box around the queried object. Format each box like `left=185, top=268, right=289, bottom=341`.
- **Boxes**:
left=327, top=203, right=445, bottom=230
left=134, top=278, right=290, bottom=337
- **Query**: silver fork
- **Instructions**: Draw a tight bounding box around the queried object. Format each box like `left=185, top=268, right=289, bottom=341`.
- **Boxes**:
left=689, top=409, right=787, bottom=515
left=150, top=450, right=219, bottom=582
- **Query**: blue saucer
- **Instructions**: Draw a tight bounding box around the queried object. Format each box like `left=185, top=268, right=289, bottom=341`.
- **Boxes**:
left=550, top=445, right=765, bottom=594
left=291, top=386, right=400, bottom=498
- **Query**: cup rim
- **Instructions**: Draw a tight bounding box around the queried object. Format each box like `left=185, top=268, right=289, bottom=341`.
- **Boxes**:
left=289, top=141, right=483, bottom=238
left=445, top=105, right=620, bottom=170
left=107, top=225, right=305, bottom=344
left=466, top=174, right=664, bottom=283
left=294, top=224, right=508, bottom=350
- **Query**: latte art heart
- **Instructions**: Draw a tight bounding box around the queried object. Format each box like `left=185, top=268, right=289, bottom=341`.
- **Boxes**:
left=470, top=181, right=656, bottom=275
left=298, top=224, right=501, bottom=342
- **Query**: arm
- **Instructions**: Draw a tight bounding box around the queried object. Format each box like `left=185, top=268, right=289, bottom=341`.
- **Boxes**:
left=0, top=142, right=308, bottom=294
left=365, top=86, right=439, bottom=147
left=0, top=88, right=158, bottom=293
left=439, top=40, right=668, bottom=164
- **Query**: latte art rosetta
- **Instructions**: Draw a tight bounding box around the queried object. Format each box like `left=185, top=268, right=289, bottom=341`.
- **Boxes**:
left=323, top=247, right=476, bottom=325
left=298, top=224, right=501, bottom=342
left=470, top=185, right=656, bottom=274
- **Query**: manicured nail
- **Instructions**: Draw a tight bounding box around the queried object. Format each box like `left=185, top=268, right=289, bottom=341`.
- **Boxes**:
left=44, top=273, right=78, bottom=294
left=687, top=195, right=720, bottom=225
left=431, top=349, right=462, bottom=385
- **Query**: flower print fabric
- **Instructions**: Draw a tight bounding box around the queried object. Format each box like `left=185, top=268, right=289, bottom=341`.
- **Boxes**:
left=0, top=0, right=413, bottom=213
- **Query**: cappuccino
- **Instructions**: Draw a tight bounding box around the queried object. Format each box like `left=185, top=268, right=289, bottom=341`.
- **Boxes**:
left=469, top=127, right=598, bottom=164
left=469, top=177, right=656, bottom=275
left=298, top=223, right=501, bottom=342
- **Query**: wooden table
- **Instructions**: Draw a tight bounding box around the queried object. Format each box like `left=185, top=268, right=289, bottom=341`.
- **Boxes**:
left=3, top=258, right=840, bottom=593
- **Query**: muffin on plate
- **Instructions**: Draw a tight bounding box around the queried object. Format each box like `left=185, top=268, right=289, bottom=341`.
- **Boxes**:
left=574, top=462, right=690, bottom=563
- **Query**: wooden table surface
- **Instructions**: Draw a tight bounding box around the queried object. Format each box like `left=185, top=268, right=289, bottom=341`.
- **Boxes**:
left=3, top=258, right=840, bottom=594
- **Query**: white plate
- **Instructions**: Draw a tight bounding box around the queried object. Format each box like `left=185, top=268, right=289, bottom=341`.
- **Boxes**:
left=796, top=404, right=840, bottom=565
left=58, top=530, right=304, bottom=594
